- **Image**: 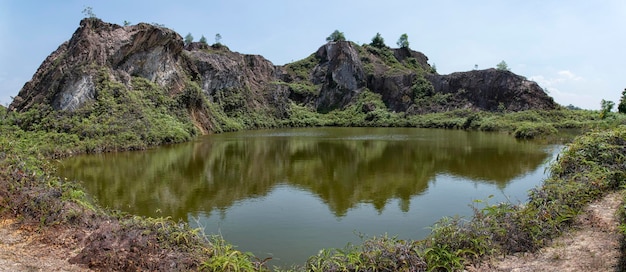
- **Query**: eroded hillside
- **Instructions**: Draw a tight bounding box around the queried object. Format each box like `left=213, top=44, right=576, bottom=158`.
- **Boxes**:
left=9, top=18, right=557, bottom=136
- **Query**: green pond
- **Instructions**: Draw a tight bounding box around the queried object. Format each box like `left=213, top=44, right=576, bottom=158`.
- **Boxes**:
left=57, top=127, right=563, bottom=266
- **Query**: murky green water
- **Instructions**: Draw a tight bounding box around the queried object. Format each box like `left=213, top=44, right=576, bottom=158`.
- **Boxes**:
left=57, top=127, right=562, bottom=266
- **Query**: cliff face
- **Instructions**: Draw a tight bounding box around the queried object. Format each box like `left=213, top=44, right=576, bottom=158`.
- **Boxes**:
left=428, top=69, right=556, bottom=111
left=311, top=41, right=367, bottom=112
left=10, top=19, right=186, bottom=112
left=9, top=18, right=558, bottom=132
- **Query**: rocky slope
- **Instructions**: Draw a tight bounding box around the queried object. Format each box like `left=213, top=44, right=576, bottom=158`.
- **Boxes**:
left=428, top=69, right=556, bottom=112
left=9, top=18, right=558, bottom=133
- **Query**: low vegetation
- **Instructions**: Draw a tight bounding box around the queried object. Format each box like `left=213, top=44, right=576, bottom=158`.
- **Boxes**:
left=284, top=89, right=624, bottom=139
left=2, top=84, right=626, bottom=270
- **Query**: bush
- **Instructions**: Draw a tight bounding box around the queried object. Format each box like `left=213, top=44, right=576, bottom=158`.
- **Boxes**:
left=306, top=235, right=426, bottom=272
left=513, top=122, right=558, bottom=139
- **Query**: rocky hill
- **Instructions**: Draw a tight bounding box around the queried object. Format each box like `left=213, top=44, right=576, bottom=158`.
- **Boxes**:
left=9, top=18, right=557, bottom=134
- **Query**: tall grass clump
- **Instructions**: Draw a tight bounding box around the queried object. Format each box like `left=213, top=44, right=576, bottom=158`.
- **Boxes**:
left=306, top=235, right=426, bottom=272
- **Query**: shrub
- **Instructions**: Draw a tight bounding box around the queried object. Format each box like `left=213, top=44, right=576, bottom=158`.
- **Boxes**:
left=306, top=235, right=426, bottom=272
left=513, top=122, right=558, bottom=139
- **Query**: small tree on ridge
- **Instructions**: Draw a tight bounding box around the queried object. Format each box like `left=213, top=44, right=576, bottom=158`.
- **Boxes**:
left=397, top=33, right=409, bottom=48
left=215, top=33, right=222, bottom=45
left=199, top=35, right=208, bottom=45
left=496, top=60, right=510, bottom=71
left=600, top=99, right=615, bottom=119
left=184, top=33, right=194, bottom=46
left=370, top=32, right=386, bottom=48
left=82, top=6, right=96, bottom=18
left=618, top=88, right=626, bottom=114
left=326, top=30, right=346, bottom=42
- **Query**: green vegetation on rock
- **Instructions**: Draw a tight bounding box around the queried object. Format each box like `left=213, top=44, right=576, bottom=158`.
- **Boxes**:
left=326, top=30, right=346, bottom=42
left=370, top=32, right=386, bottom=48
left=496, top=60, right=510, bottom=71
left=397, top=33, right=410, bottom=49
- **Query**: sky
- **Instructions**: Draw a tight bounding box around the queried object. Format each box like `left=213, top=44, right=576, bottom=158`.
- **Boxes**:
left=1, top=0, right=624, bottom=110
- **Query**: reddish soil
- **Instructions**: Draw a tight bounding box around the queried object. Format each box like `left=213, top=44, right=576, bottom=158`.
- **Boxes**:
left=0, top=219, right=90, bottom=271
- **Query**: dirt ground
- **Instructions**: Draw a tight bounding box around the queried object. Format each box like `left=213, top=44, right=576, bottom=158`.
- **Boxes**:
left=0, top=219, right=90, bottom=272
left=468, top=191, right=623, bottom=272
left=0, top=192, right=622, bottom=272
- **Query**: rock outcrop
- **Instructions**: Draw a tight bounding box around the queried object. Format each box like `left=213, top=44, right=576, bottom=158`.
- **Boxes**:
left=11, top=18, right=187, bottom=112
left=428, top=69, right=556, bottom=111
left=9, top=18, right=558, bottom=131
left=311, top=41, right=367, bottom=112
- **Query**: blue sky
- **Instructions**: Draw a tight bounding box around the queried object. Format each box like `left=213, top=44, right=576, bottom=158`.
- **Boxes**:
left=1, top=0, right=624, bottom=109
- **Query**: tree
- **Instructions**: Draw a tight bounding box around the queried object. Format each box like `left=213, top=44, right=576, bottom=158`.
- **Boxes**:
left=184, top=33, right=193, bottom=46
left=565, top=104, right=582, bottom=110
left=496, top=60, right=510, bottom=71
left=123, top=20, right=131, bottom=26
left=618, top=89, right=626, bottom=114
left=370, top=32, right=386, bottom=48
left=326, top=30, right=346, bottom=42
left=82, top=6, right=96, bottom=18
left=396, top=33, right=409, bottom=48
left=214, top=33, right=222, bottom=45
left=199, top=35, right=208, bottom=45
left=600, top=99, right=615, bottom=119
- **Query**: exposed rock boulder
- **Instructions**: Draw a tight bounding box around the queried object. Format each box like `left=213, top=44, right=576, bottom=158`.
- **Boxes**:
left=311, top=41, right=367, bottom=112
left=366, top=71, right=417, bottom=113
left=427, top=69, right=557, bottom=111
left=392, top=47, right=430, bottom=69
left=10, top=18, right=186, bottom=112
left=185, top=44, right=289, bottom=118
left=9, top=18, right=288, bottom=122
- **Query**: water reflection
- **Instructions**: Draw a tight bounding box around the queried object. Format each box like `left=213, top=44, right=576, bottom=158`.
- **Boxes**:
left=58, top=128, right=550, bottom=219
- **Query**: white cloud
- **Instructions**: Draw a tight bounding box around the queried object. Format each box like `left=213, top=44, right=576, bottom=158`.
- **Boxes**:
left=556, top=70, right=582, bottom=81
left=530, top=71, right=600, bottom=109
left=531, top=70, right=583, bottom=87
left=545, top=87, right=596, bottom=109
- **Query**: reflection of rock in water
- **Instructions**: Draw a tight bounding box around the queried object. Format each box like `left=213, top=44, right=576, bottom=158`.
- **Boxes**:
left=57, top=128, right=552, bottom=219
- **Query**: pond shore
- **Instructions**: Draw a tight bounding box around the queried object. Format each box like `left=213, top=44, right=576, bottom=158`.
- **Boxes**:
left=2, top=105, right=626, bottom=270
left=0, top=190, right=622, bottom=271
